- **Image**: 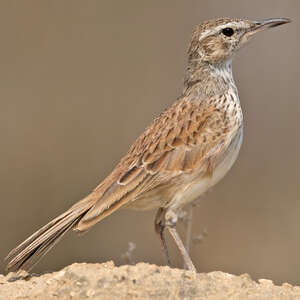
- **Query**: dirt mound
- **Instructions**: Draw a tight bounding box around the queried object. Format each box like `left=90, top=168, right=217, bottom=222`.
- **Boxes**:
left=1, top=262, right=299, bottom=299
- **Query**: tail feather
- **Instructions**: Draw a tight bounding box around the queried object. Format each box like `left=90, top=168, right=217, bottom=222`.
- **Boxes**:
left=6, top=210, right=71, bottom=262
left=5, top=170, right=132, bottom=273
left=5, top=197, right=94, bottom=273
left=23, top=217, right=81, bottom=272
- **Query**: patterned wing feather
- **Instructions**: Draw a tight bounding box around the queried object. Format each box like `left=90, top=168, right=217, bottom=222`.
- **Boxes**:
left=76, top=97, right=229, bottom=230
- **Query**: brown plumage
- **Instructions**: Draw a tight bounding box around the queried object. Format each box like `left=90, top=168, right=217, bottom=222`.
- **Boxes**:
left=5, top=17, right=290, bottom=273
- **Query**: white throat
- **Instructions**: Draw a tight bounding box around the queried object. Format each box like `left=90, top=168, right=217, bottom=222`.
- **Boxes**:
left=210, top=59, right=235, bottom=87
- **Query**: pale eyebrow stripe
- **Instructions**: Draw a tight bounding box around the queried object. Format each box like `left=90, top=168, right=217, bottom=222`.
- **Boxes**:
left=199, top=22, right=243, bottom=40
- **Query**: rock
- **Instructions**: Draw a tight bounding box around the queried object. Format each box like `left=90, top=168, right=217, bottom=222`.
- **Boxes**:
left=1, top=262, right=300, bottom=299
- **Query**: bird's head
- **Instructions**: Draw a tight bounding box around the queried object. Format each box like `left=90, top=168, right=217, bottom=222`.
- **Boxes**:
left=188, top=17, right=291, bottom=65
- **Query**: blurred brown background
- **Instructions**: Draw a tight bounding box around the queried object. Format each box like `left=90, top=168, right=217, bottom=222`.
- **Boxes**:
left=1, top=0, right=299, bottom=284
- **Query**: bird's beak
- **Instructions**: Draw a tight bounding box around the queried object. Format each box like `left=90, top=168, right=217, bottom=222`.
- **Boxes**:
left=242, top=18, right=291, bottom=42
left=252, top=18, right=291, bottom=33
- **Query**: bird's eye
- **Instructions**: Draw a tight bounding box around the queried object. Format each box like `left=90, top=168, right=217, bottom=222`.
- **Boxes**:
left=222, top=27, right=234, bottom=37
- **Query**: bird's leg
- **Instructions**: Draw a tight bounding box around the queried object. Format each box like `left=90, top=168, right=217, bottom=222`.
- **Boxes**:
left=165, top=209, right=197, bottom=273
left=154, top=208, right=171, bottom=266
left=184, top=204, right=193, bottom=270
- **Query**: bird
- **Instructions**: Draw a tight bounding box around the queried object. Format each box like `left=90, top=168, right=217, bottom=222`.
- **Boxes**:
left=5, top=17, right=291, bottom=274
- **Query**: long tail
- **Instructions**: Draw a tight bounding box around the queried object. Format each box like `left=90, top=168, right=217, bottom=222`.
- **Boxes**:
left=5, top=195, right=95, bottom=273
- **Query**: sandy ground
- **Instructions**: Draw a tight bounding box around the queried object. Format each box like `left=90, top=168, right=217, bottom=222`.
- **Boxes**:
left=1, top=262, right=300, bottom=299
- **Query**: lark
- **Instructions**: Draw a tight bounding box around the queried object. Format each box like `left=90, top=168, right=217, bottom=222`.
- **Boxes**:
left=6, top=17, right=290, bottom=273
